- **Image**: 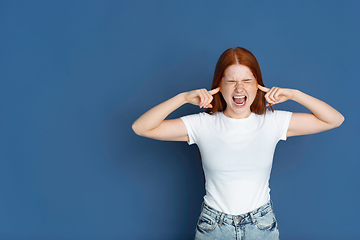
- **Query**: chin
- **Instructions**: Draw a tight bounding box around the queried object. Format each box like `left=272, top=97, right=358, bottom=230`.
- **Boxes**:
left=226, top=105, right=251, bottom=116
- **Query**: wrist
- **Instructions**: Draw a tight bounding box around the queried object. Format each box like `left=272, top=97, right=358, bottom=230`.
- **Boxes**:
left=290, top=89, right=301, bottom=101
left=177, top=92, right=189, bottom=105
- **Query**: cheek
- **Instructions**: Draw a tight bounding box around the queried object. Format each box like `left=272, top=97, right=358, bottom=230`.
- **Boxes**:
left=248, top=84, right=258, bottom=95
left=220, top=86, right=231, bottom=98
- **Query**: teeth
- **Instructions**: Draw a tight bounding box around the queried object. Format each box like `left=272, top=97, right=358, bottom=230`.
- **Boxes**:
left=235, top=102, right=245, bottom=106
left=233, top=95, right=246, bottom=106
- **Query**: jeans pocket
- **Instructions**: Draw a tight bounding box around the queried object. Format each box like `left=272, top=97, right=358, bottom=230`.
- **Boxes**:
left=255, top=211, right=277, bottom=231
left=197, top=213, right=217, bottom=232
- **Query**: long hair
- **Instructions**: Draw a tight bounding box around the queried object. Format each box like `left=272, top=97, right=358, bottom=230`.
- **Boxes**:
left=199, top=47, right=269, bottom=186
left=207, top=47, right=269, bottom=115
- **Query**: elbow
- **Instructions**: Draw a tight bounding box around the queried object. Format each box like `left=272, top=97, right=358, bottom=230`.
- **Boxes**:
left=132, top=122, right=143, bottom=136
left=132, top=122, right=150, bottom=137
left=337, top=114, right=345, bottom=127
left=331, top=114, right=345, bottom=129
left=132, top=121, right=155, bottom=138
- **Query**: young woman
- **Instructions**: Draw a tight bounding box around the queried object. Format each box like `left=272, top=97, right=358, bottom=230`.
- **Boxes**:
left=132, top=47, right=344, bottom=239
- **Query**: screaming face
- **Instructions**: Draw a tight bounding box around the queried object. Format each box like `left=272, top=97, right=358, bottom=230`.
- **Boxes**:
left=220, top=64, right=258, bottom=119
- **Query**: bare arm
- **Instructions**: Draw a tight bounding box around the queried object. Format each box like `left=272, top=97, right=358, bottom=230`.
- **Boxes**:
left=258, top=85, right=344, bottom=137
left=132, top=88, right=220, bottom=141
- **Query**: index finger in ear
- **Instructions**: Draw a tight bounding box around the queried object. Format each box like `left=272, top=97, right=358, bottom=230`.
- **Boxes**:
left=209, top=87, right=220, bottom=95
left=258, top=85, right=270, bottom=93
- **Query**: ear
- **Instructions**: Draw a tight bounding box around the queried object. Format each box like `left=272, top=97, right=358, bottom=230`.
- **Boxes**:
left=219, top=78, right=224, bottom=92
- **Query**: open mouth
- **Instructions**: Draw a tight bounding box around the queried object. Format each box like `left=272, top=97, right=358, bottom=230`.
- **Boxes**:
left=232, top=95, right=247, bottom=106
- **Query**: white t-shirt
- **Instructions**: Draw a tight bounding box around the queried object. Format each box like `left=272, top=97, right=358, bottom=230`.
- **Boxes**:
left=180, top=110, right=292, bottom=215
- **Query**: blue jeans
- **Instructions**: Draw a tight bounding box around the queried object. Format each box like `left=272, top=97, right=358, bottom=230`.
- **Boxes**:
left=194, top=200, right=279, bottom=240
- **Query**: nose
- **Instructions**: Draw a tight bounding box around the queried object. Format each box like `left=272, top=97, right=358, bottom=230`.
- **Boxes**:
left=235, top=82, right=244, bottom=91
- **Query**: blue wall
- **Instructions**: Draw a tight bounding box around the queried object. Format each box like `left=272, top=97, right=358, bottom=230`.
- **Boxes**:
left=1, top=1, right=359, bottom=239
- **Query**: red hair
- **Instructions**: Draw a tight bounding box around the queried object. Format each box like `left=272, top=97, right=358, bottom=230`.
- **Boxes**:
left=207, top=47, right=270, bottom=115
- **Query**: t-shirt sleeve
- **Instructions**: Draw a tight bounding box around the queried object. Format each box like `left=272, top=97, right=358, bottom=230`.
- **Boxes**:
left=272, top=110, right=293, bottom=141
left=180, top=113, right=204, bottom=145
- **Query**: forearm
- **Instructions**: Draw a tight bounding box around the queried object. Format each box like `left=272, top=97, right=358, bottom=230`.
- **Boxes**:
left=132, top=92, right=187, bottom=135
left=291, top=90, right=344, bottom=127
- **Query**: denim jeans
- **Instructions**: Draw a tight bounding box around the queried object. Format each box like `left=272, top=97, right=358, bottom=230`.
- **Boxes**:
left=194, top=200, right=279, bottom=240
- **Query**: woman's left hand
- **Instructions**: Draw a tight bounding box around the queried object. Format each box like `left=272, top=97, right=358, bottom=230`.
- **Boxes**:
left=258, top=85, right=295, bottom=106
left=259, top=84, right=344, bottom=137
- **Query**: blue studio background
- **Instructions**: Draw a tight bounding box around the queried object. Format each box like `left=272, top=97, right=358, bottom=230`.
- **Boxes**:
left=1, top=1, right=359, bottom=239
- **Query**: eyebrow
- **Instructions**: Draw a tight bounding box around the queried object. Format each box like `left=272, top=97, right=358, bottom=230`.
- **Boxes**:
left=225, top=78, right=253, bottom=81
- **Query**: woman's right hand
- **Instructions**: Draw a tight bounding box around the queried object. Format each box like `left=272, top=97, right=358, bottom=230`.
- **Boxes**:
left=132, top=87, right=220, bottom=141
left=184, top=87, right=220, bottom=108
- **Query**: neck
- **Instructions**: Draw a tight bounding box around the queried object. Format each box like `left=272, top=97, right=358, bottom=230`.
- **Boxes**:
left=223, top=108, right=252, bottom=119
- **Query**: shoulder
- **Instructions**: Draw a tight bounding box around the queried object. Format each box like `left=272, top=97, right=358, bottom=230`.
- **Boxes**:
left=255, top=110, right=293, bottom=140
left=180, top=111, right=222, bottom=128
left=255, top=110, right=293, bottom=128
left=181, top=111, right=218, bottom=121
left=266, top=110, right=293, bottom=132
left=180, top=111, right=212, bottom=125
left=263, top=109, right=292, bottom=120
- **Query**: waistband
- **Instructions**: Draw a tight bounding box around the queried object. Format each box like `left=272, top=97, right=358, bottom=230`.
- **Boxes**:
left=200, top=200, right=273, bottom=226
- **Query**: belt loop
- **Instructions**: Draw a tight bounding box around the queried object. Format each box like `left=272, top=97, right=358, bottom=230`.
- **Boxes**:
left=218, top=213, right=225, bottom=226
left=249, top=212, right=256, bottom=225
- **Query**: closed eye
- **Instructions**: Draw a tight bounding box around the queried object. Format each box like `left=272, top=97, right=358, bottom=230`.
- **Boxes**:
left=243, top=79, right=253, bottom=84
left=226, top=81, right=236, bottom=85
